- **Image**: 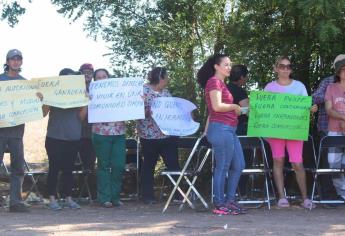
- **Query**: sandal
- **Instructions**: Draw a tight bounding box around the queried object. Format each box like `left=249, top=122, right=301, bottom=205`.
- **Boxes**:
left=301, top=198, right=316, bottom=209
left=101, top=202, right=113, bottom=208
left=277, top=198, right=290, bottom=208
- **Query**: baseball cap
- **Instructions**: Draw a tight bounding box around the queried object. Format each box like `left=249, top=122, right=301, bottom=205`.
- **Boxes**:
left=6, top=49, right=22, bottom=60
left=79, top=63, right=94, bottom=72
left=332, top=54, right=345, bottom=74
left=333, top=54, right=345, bottom=68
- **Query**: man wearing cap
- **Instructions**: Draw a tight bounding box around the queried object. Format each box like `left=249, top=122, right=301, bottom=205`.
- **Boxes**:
left=78, top=63, right=97, bottom=198
left=324, top=57, right=345, bottom=202
left=312, top=54, right=345, bottom=206
left=0, top=49, right=30, bottom=212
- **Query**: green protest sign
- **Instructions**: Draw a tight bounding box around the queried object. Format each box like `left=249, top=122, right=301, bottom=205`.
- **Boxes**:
left=247, top=91, right=311, bottom=140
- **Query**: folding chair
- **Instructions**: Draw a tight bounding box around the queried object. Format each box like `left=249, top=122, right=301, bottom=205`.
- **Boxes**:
left=0, top=159, right=10, bottom=205
left=23, top=161, right=47, bottom=202
left=70, top=154, right=93, bottom=203
left=311, top=135, right=345, bottom=206
left=0, top=146, right=46, bottom=203
left=124, top=138, right=141, bottom=200
left=237, top=136, right=275, bottom=210
left=161, top=135, right=212, bottom=213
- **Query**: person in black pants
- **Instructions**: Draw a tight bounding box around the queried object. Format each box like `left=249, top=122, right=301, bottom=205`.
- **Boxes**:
left=227, top=65, right=250, bottom=198
left=140, top=137, right=180, bottom=203
left=44, top=68, right=87, bottom=210
left=136, top=67, right=180, bottom=204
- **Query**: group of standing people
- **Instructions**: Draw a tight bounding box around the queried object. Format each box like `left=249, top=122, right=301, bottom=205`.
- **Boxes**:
left=45, top=64, right=182, bottom=209
left=1, top=47, right=345, bottom=214
left=312, top=54, right=345, bottom=202
left=0, top=49, right=180, bottom=212
left=197, top=54, right=319, bottom=215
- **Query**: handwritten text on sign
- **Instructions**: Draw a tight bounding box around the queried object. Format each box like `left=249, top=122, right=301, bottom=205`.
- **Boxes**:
left=247, top=91, right=311, bottom=140
left=0, top=80, right=43, bottom=128
left=88, top=77, right=144, bottom=123
left=151, top=97, right=200, bottom=136
left=32, top=75, right=88, bottom=109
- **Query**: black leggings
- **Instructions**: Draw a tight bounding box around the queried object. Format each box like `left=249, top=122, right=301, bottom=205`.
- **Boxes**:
left=140, top=137, right=180, bottom=200
left=45, top=137, right=80, bottom=197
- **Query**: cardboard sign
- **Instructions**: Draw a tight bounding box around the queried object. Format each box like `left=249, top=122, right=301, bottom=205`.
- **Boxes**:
left=247, top=91, right=311, bottom=140
left=151, top=97, right=199, bottom=136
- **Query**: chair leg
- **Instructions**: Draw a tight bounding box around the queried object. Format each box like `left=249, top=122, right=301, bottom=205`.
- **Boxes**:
left=178, top=175, right=209, bottom=212
left=264, top=175, right=271, bottom=210
left=24, top=174, right=43, bottom=202
left=158, top=177, right=165, bottom=203
left=78, top=174, right=93, bottom=203
left=162, top=175, right=195, bottom=213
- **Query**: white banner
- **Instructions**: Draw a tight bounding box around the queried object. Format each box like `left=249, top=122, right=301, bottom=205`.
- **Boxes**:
left=151, top=97, right=199, bottom=136
left=88, top=77, right=145, bottom=123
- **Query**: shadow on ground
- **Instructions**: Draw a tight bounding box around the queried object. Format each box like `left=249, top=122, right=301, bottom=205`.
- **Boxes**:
left=0, top=202, right=345, bottom=236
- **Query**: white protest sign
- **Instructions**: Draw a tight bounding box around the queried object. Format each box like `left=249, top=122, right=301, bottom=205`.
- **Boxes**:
left=151, top=97, right=199, bottom=136
left=88, top=77, right=145, bottom=123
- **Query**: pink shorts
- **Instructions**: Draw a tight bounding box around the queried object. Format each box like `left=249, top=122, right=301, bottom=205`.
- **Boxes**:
left=266, top=138, right=304, bottom=163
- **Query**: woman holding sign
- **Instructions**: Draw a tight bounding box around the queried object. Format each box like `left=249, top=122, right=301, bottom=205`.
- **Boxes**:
left=91, top=68, right=126, bottom=208
left=44, top=68, right=87, bottom=210
left=264, top=56, right=317, bottom=209
left=137, top=67, right=180, bottom=204
left=197, top=54, right=245, bottom=215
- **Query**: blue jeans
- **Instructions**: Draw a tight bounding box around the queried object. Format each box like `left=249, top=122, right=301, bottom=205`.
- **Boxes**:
left=207, top=122, right=245, bottom=206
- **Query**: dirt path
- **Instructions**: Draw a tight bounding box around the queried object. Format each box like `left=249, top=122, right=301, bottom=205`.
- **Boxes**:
left=0, top=202, right=344, bottom=236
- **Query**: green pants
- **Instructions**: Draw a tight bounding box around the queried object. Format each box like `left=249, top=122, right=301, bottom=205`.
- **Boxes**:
left=92, top=133, right=126, bottom=204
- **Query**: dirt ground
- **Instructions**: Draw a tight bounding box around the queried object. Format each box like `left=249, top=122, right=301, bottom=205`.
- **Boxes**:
left=0, top=201, right=345, bottom=236
left=1, top=112, right=345, bottom=236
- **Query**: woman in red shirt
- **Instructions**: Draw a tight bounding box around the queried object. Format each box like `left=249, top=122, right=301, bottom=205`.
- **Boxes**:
left=197, top=54, right=245, bottom=215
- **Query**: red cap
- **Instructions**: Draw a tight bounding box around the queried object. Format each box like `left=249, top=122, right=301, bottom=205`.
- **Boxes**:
left=79, top=63, right=94, bottom=71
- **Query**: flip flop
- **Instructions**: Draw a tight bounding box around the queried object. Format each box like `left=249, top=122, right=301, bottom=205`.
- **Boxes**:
left=301, top=198, right=316, bottom=209
left=277, top=198, right=290, bottom=208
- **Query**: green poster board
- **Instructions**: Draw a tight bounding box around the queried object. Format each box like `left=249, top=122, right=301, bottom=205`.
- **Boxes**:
left=247, top=91, right=312, bottom=140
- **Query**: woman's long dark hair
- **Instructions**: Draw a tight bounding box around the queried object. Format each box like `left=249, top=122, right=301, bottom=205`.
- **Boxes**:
left=197, top=54, right=229, bottom=89
left=147, top=67, right=167, bottom=85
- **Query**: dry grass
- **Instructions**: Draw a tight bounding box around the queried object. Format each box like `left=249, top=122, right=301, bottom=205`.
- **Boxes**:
left=23, top=117, right=48, bottom=163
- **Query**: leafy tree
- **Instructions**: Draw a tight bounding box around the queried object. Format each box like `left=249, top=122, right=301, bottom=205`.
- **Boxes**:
left=0, top=0, right=30, bottom=27
left=3, top=0, right=345, bottom=127
left=224, top=0, right=345, bottom=92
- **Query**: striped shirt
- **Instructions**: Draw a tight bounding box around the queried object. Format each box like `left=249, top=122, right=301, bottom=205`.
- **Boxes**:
left=205, top=76, right=238, bottom=127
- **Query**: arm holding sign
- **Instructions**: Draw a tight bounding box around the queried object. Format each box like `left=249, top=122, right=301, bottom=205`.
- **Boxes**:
left=310, top=104, right=318, bottom=113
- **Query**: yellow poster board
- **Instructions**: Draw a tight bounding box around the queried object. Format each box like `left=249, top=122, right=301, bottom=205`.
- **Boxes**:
left=33, top=75, right=88, bottom=108
left=0, top=80, right=43, bottom=128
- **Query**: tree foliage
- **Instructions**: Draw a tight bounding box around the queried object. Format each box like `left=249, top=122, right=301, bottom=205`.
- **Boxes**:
left=3, top=0, right=345, bottom=128
left=0, top=0, right=30, bottom=27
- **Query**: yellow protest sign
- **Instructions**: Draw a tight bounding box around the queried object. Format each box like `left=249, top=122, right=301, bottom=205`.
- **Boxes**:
left=0, top=80, right=43, bottom=128
left=33, top=75, right=88, bottom=108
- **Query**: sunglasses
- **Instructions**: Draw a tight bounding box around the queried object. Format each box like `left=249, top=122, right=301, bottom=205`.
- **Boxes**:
left=278, top=64, right=292, bottom=70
